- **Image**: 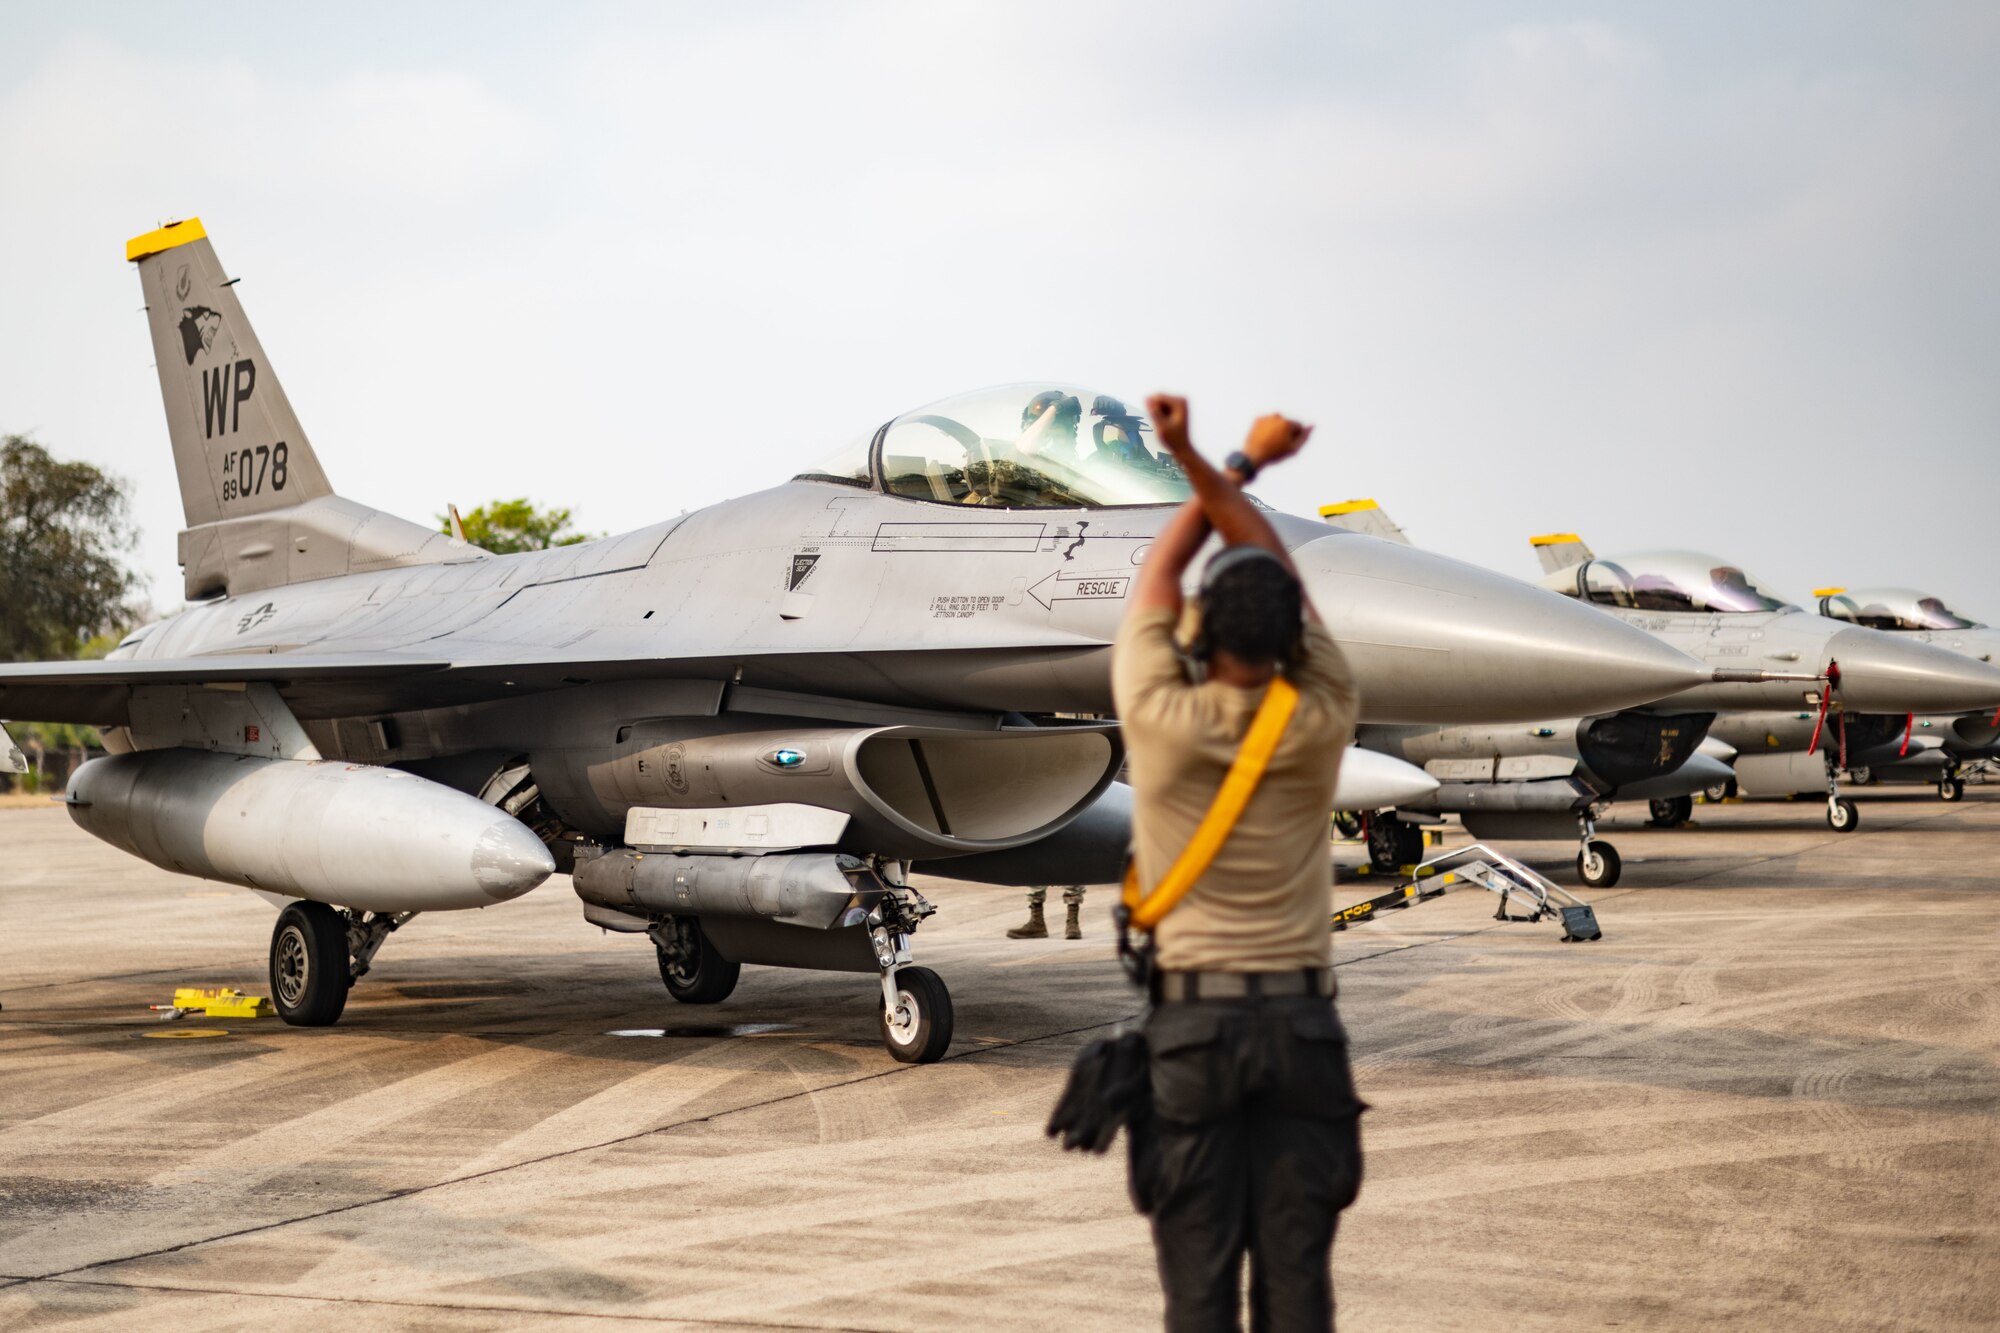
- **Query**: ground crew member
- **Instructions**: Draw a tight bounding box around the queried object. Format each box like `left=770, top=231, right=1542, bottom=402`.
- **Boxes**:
left=1007, top=884, right=1087, bottom=939
left=1113, top=394, right=1364, bottom=1331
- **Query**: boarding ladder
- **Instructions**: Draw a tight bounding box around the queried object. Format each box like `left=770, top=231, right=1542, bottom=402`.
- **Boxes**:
left=1332, top=842, right=1602, bottom=942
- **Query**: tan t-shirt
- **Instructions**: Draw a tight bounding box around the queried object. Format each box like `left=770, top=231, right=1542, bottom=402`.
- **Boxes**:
left=1111, top=607, right=1360, bottom=972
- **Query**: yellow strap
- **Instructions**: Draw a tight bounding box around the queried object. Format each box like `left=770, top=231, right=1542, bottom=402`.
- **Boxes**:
left=1121, top=676, right=1300, bottom=930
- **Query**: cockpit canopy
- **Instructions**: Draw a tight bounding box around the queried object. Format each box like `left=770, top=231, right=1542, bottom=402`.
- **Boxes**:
left=795, top=383, right=1193, bottom=509
left=1547, top=550, right=1798, bottom=614
left=1819, top=587, right=1981, bottom=632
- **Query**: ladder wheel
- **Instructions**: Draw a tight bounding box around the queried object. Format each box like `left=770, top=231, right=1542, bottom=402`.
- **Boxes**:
left=880, top=966, right=953, bottom=1064
left=1577, top=841, right=1621, bottom=889
left=1940, top=778, right=1965, bottom=803
left=1827, top=797, right=1860, bottom=832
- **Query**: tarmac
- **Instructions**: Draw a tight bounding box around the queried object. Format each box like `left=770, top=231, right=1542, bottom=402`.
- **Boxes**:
left=0, top=791, right=1995, bottom=1331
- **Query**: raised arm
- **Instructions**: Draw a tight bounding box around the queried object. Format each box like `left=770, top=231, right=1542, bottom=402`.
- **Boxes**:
left=1149, top=399, right=1311, bottom=572
left=1129, top=493, right=1211, bottom=616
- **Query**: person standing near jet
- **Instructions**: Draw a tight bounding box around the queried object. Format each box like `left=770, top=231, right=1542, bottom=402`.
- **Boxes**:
left=1006, top=883, right=1086, bottom=939
left=1116, top=395, right=1363, bottom=1331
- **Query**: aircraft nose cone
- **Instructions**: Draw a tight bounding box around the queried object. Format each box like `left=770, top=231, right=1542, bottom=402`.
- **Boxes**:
left=1291, top=535, right=1708, bottom=725
left=1826, top=627, right=2000, bottom=713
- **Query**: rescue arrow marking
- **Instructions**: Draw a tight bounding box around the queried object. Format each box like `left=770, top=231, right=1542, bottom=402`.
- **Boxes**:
left=1027, top=569, right=1132, bottom=611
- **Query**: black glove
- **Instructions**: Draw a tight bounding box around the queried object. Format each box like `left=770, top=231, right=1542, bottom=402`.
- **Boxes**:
left=1045, top=1031, right=1151, bottom=1154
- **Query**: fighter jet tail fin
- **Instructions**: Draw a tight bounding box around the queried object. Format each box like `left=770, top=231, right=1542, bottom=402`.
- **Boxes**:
left=128, top=220, right=473, bottom=599
left=1530, top=533, right=1594, bottom=575
left=129, top=220, right=334, bottom=530
left=1319, top=499, right=1410, bottom=545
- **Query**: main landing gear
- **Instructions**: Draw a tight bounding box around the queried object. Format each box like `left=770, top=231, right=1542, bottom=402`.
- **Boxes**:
left=650, top=916, right=741, bottom=1004
left=270, top=902, right=413, bottom=1026
left=1647, top=795, right=1694, bottom=828
left=1576, top=810, right=1621, bottom=889
left=1364, top=812, right=1425, bottom=874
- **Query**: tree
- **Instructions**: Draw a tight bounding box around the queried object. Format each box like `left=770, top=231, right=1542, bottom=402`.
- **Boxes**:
left=441, top=499, right=594, bottom=555
left=0, top=435, right=141, bottom=663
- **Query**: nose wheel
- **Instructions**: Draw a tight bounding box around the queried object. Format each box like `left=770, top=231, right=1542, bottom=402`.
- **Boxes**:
left=879, top=964, right=953, bottom=1064
left=1940, top=776, right=1966, bottom=803
left=1827, top=795, right=1860, bottom=831
left=1576, top=811, right=1621, bottom=888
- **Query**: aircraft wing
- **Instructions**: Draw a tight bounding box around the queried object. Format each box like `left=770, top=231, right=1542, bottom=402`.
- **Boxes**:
left=0, top=643, right=1107, bottom=726
left=0, top=655, right=451, bottom=725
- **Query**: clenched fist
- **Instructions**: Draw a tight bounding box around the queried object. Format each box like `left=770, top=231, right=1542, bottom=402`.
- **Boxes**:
left=1243, top=414, right=1313, bottom=468
left=1147, top=394, right=1192, bottom=454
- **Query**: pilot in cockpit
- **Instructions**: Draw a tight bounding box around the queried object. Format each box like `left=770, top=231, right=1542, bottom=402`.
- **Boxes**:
left=961, top=390, right=1083, bottom=505
left=1015, top=390, right=1084, bottom=464
left=1087, top=394, right=1152, bottom=471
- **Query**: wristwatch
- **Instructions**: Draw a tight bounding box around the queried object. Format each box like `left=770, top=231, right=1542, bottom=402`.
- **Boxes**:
left=1223, top=450, right=1259, bottom=483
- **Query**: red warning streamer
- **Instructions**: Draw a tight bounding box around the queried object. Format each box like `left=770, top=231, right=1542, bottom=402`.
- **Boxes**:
left=1806, top=661, right=1842, bottom=757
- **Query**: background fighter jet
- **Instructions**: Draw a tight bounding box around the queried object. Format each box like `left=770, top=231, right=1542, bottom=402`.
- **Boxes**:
left=1528, top=536, right=2000, bottom=832
left=0, top=222, right=1711, bottom=1062
left=1318, top=502, right=1738, bottom=886
left=1808, top=586, right=2000, bottom=801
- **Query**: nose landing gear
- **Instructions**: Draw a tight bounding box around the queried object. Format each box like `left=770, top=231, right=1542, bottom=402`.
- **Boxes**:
left=1576, top=810, right=1621, bottom=889
left=871, top=902, right=953, bottom=1063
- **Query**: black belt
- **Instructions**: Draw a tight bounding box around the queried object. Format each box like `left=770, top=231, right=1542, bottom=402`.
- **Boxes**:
left=1153, top=968, right=1334, bottom=1003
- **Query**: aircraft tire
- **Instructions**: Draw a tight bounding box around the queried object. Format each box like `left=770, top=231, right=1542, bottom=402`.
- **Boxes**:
left=1577, top=841, right=1621, bottom=889
left=656, top=918, right=741, bottom=1004
left=270, top=901, right=350, bottom=1027
left=1827, top=797, right=1860, bottom=832
left=1702, top=779, right=1737, bottom=803
left=1940, top=778, right=1965, bottom=803
left=1365, top=815, right=1424, bottom=873
left=1849, top=766, right=1874, bottom=786
left=1647, top=796, right=1693, bottom=827
left=880, top=966, right=953, bottom=1064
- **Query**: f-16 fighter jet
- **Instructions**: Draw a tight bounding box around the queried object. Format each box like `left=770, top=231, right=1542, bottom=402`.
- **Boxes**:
left=1527, top=536, right=2000, bottom=833
left=1314, top=503, right=2000, bottom=876
left=0, top=221, right=1711, bottom=1061
left=1808, top=587, right=2000, bottom=801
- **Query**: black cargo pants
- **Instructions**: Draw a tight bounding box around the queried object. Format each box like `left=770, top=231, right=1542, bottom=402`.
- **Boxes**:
left=1134, top=994, right=1364, bottom=1333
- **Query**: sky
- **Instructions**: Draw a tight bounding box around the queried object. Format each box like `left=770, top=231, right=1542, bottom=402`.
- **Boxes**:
left=2, top=1, right=1995, bottom=618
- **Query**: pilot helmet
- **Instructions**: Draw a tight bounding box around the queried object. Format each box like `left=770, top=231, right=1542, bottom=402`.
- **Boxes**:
left=1022, top=389, right=1083, bottom=430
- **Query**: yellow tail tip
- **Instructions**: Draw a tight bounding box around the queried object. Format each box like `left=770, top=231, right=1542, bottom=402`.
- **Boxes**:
left=1812, top=587, right=1846, bottom=597
left=1529, top=533, right=1581, bottom=546
left=1319, top=499, right=1379, bottom=517
left=127, top=217, right=206, bottom=263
